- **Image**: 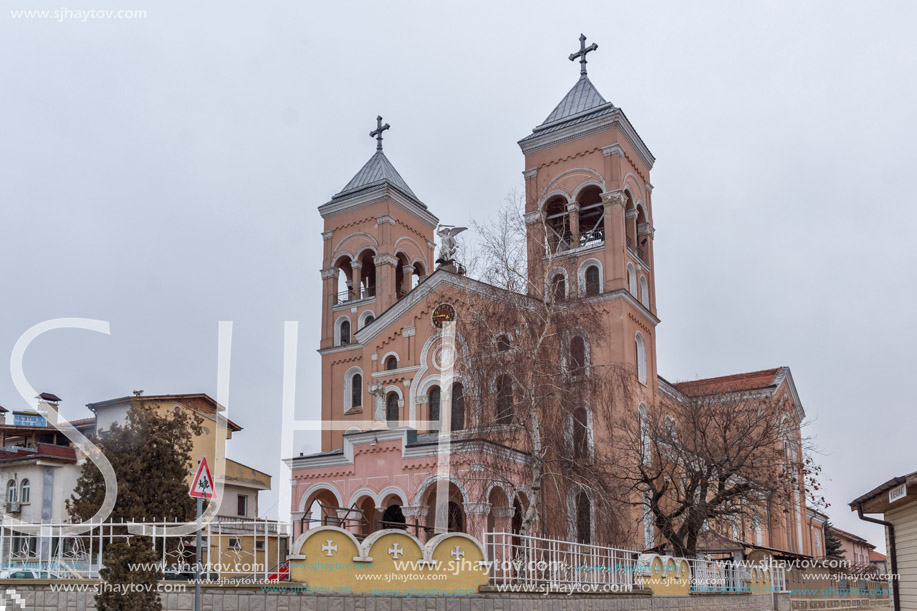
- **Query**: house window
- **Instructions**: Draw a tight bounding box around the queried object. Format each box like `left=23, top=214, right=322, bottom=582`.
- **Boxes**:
left=386, top=392, right=400, bottom=427
left=255, top=541, right=265, bottom=551
left=237, top=494, right=248, bottom=517
left=385, top=356, right=398, bottom=370
left=496, top=375, right=513, bottom=425
left=635, top=332, right=647, bottom=384
left=575, top=492, right=591, bottom=544
left=339, top=319, right=351, bottom=345
left=451, top=383, right=466, bottom=431
left=350, top=373, right=362, bottom=409
left=428, top=386, right=441, bottom=430
left=551, top=274, right=566, bottom=302
left=19, top=480, right=29, bottom=505
left=228, top=538, right=242, bottom=550
left=572, top=407, right=589, bottom=460
left=569, top=336, right=586, bottom=373
left=6, top=480, right=16, bottom=504
left=584, top=265, right=600, bottom=296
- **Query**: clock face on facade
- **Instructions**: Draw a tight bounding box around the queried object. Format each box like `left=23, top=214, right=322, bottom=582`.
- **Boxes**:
left=431, top=303, right=456, bottom=329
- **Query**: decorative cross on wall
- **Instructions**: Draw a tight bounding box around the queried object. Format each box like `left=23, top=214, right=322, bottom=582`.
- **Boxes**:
left=369, top=116, right=390, bottom=151
left=322, top=540, right=338, bottom=557
left=388, top=543, right=404, bottom=559
left=450, top=545, right=465, bottom=560
left=569, top=34, right=598, bottom=77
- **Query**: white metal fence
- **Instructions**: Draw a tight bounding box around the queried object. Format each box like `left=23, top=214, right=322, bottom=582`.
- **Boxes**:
left=483, top=532, right=787, bottom=594
left=0, top=517, right=290, bottom=580
left=484, top=531, right=639, bottom=591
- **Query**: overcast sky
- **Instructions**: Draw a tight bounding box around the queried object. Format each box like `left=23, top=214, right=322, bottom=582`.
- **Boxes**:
left=2, top=1, right=915, bottom=550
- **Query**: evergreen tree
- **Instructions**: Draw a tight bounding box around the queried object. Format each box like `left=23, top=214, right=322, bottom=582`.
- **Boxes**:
left=824, top=520, right=845, bottom=560
left=69, top=403, right=203, bottom=611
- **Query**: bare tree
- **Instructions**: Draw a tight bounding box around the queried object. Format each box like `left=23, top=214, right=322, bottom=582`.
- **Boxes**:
left=449, top=192, right=637, bottom=544
left=614, top=389, right=824, bottom=557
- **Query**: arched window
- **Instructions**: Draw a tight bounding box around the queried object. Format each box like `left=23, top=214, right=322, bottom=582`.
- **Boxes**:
left=575, top=492, right=591, bottom=544
left=572, top=407, right=589, bottom=460
left=635, top=332, right=647, bottom=384
left=447, top=501, right=464, bottom=532
left=381, top=505, right=406, bottom=530
left=6, top=480, right=17, bottom=504
left=428, top=386, right=441, bottom=429
left=496, top=335, right=511, bottom=352
left=359, top=312, right=375, bottom=329
left=627, top=264, right=637, bottom=296
left=339, top=319, right=351, bottom=345
left=385, top=355, right=398, bottom=371
left=640, top=276, right=649, bottom=307
left=544, top=197, right=571, bottom=252
left=584, top=265, right=600, bottom=296
left=350, top=374, right=362, bottom=409
left=638, top=404, right=650, bottom=464
left=19, top=479, right=30, bottom=504
left=385, top=392, right=399, bottom=427
left=551, top=274, right=566, bottom=302
left=569, top=336, right=586, bottom=374
left=451, top=383, right=466, bottom=431
left=364, top=315, right=374, bottom=325
left=577, top=186, right=605, bottom=246
left=496, top=375, right=513, bottom=425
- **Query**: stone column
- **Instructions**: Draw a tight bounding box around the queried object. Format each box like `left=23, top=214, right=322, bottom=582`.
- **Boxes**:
left=320, top=267, right=338, bottom=349
left=350, top=262, right=362, bottom=300
left=374, top=253, right=398, bottom=311
left=462, top=502, right=492, bottom=542
left=402, top=505, right=430, bottom=540
left=566, top=202, right=580, bottom=249
left=490, top=505, right=516, bottom=534
left=401, top=264, right=414, bottom=296
left=601, top=189, right=627, bottom=292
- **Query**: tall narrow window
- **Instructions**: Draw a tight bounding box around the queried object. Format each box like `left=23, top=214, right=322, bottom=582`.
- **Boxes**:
left=572, top=408, right=588, bottom=460
left=428, top=386, right=441, bottom=429
left=640, top=276, right=649, bottom=307
left=385, top=356, right=398, bottom=370
left=584, top=265, right=600, bottom=296
left=351, top=373, right=362, bottom=408
left=19, top=480, right=29, bottom=504
left=496, top=375, right=513, bottom=425
left=6, top=481, right=16, bottom=504
left=386, top=392, right=399, bottom=427
left=575, top=492, right=591, bottom=544
left=570, top=336, right=586, bottom=374
left=451, top=383, right=466, bottom=431
left=551, top=274, right=566, bottom=302
left=635, top=332, right=647, bottom=384
left=340, top=319, right=351, bottom=345
left=627, top=264, right=637, bottom=296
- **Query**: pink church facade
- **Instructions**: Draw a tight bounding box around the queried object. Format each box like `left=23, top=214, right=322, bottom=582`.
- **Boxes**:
left=289, top=38, right=814, bottom=558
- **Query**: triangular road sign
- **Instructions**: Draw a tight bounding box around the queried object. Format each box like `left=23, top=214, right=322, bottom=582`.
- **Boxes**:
left=189, top=456, right=216, bottom=500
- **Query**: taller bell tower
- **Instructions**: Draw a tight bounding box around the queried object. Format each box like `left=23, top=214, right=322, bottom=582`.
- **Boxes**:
left=518, top=34, right=659, bottom=399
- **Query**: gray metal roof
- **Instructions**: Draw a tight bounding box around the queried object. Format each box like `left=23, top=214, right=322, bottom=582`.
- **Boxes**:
left=540, top=76, right=612, bottom=127
left=332, top=150, right=425, bottom=208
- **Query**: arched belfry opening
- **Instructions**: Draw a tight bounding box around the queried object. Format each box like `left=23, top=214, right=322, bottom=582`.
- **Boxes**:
left=358, top=250, right=376, bottom=299
left=576, top=186, right=605, bottom=247
left=544, top=197, right=572, bottom=252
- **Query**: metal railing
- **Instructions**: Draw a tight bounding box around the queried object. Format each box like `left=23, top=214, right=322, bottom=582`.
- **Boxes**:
left=333, top=285, right=375, bottom=305
left=0, top=519, right=290, bottom=580
left=686, top=557, right=786, bottom=593
left=484, top=532, right=638, bottom=591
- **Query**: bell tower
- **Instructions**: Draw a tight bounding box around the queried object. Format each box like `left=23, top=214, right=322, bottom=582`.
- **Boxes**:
left=518, top=34, right=659, bottom=393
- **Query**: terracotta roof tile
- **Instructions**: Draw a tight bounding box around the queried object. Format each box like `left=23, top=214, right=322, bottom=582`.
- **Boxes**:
left=672, top=368, right=782, bottom=397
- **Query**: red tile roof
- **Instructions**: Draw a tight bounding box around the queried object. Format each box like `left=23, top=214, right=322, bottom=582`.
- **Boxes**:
left=672, top=368, right=782, bottom=397
left=869, top=550, right=886, bottom=562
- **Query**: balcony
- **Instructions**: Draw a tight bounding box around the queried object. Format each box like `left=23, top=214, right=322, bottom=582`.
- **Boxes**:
left=333, top=285, right=375, bottom=305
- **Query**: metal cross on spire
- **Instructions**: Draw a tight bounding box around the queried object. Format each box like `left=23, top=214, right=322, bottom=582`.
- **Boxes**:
left=569, top=34, right=598, bottom=78
left=369, top=115, right=390, bottom=151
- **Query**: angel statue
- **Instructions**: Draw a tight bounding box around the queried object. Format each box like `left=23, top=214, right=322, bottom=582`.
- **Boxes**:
left=436, top=224, right=467, bottom=267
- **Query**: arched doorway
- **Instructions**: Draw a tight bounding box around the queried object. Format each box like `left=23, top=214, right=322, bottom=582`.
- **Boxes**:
left=381, top=504, right=406, bottom=530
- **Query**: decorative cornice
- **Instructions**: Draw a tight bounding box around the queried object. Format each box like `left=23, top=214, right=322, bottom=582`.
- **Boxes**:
left=523, top=211, right=543, bottom=225
left=322, top=231, right=333, bottom=241
left=625, top=208, right=638, bottom=219
left=491, top=506, right=516, bottom=519
left=463, top=501, right=492, bottom=516
left=522, top=168, right=538, bottom=180
left=320, top=267, right=338, bottom=280
left=566, top=202, right=580, bottom=212
left=376, top=215, right=395, bottom=226
left=318, top=186, right=440, bottom=229
left=373, top=253, right=399, bottom=267
left=603, top=144, right=625, bottom=157
left=601, top=189, right=627, bottom=208
left=638, top=223, right=655, bottom=237
left=402, top=327, right=416, bottom=338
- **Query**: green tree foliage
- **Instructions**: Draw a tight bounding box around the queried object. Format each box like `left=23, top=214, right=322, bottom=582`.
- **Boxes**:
left=824, top=520, right=845, bottom=559
left=68, top=403, right=204, bottom=611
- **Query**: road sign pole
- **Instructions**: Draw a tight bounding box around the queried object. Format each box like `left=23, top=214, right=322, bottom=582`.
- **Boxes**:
left=195, top=495, right=202, bottom=611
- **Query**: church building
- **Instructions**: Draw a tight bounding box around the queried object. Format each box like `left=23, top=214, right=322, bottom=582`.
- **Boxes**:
left=288, top=37, right=814, bottom=559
